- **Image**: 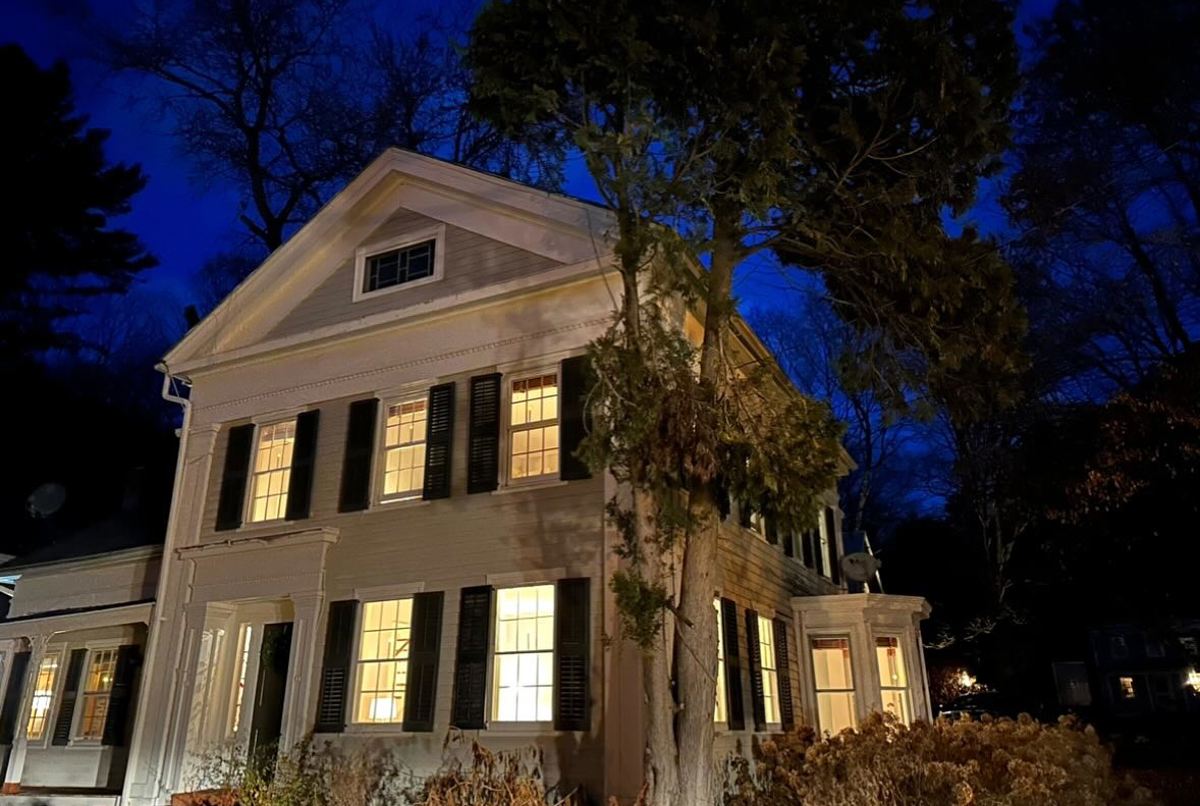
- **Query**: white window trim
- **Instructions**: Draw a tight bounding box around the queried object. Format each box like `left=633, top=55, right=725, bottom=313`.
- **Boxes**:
left=70, top=641, right=125, bottom=745
left=487, top=582, right=557, bottom=728
left=756, top=615, right=783, bottom=729
left=502, top=366, right=562, bottom=488
left=243, top=417, right=299, bottom=526
left=27, top=644, right=67, bottom=748
left=714, top=599, right=729, bottom=731
left=352, top=224, right=446, bottom=303
left=808, top=631, right=858, bottom=736
left=347, top=595, right=417, bottom=731
left=375, top=389, right=433, bottom=505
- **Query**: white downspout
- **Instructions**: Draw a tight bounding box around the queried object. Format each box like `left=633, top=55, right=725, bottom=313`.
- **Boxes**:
left=119, top=365, right=192, bottom=806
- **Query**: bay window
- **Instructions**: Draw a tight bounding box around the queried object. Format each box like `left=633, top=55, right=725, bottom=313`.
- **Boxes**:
left=875, top=636, right=911, bottom=724
left=492, top=584, right=555, bottom=722
left=811, top=636, right=856, bottom=735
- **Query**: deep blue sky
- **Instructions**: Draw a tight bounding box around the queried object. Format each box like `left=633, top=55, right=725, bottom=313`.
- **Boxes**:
left=8, top=0, right=1055, bottom=317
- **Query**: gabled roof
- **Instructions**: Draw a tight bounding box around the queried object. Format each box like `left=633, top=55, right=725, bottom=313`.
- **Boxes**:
left=163, top=149, right=617, bottom=373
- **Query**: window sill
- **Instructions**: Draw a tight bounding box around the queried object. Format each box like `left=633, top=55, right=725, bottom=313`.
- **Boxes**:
left=376, top=497, right=431, bottom=510
left=343, top=723, right=416, bottom=736
left=492, top=480, right=569, bottom=496
left=483, top=721, right=559, bottom=737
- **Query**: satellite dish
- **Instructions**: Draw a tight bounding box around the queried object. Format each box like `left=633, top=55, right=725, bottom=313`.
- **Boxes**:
left=27, top=483, right=67, bottom=518
left=840, top=551, right=881, bottom=583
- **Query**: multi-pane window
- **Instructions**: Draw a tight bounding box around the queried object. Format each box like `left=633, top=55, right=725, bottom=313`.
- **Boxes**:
left=26, top=651, right=62, bottom=741
left=492, top=584, right=555, bottom=722
left=875, top=636, right=910, bottom=724
left=77, top=648, right=119, bottom=740
left=354, top=599, right=413, bottom=724
left=714, top=600, right=727, bottom=723
left=509, top=374, right=559, bottom=481
left=382, top=398, right=427, bottom=499
left=363, top=240, right=436, bottom=294
left=229, top=624, right=254, bottom=735
left=248, top=420, right=296, bottom=522
left=757, top=616, right=782, bottom=725
left=812, top=636, right=856, bottom=735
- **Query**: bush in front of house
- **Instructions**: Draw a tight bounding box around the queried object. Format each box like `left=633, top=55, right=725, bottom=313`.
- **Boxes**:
left=725, top=713, right=1157, bottom=806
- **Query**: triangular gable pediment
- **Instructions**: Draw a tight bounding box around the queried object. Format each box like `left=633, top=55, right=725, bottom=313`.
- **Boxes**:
left=164, top=150, right=615, bottom=372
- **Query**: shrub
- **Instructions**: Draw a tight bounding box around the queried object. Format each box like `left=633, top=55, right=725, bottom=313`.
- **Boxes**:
left=725, top=713, right=1158, bottom=806
left=404, top=737, right=581, bottom=805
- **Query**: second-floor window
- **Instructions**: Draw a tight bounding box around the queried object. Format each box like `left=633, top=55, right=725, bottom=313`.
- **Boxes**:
left=363, top=239, right=436, bottom=294
left=78, top=647, right=119, bottom=740
left=509, top=373, right=559, bottom=482
left=818, top=511, right=833, bottom=578
left=382, top=397, right=428, bottom=500
left=249, top=419, right=296, bottom=522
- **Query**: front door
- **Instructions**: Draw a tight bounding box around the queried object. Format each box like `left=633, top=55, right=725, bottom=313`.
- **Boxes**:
left=247, top=621, right=293, bottom=763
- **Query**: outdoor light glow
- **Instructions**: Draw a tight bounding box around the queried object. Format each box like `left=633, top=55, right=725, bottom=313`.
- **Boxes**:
left=1187, top=668, right=1200, bottom=690
left=958, top=670, right=977, bottom=689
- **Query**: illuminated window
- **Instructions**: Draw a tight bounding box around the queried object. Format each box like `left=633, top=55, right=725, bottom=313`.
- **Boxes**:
left=812, top=636, right=856, bottom=735
left=1118, top=676, right=1136, bottom=700
left=228, top=625, right=253, bottom=735
left=492, top=585, right=555, bottom=722
left=509, top=374, right=559, bottom=481
left=354, top=599, right=413, bottom=724
left=758, top=616, right=782, bottom=725
left=714, top=600, right=727, bottom=723
left=26, top=651, right=62, bottom=741
left=77, top=648, right=119, bottom=740
left=248, top=420, right=296, bottom=522
left=382, top=397, right=427, bottom=499
left=875, top=636, right=911, bottom=724
left=748, top=510, right=766, bottom=538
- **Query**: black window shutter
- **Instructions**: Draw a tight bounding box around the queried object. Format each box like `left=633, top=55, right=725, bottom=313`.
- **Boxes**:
left=744, top=610, right=766, bottom=731
left=422, top=384, right=455, bottom=500
left=338, top=398, right=378, bottom=512
left=825, top=507, right=841, bottom=584
left=555, top=578, right=590, bottom=731
left=467, top=374, right=502, bottom=494
left=783, top=532, right=795, bottom=558
left=716, top=476, right=731, bottom=521
left=559, top=356, right=593, bottom=481
left=102, top=645, right=141, bottom=746
left=52, top=648, right=87, bottom=745
left=451, top=585, right=493, bottom=729
left=738, top=501, right=753, bottom=529
left=403, top=591, right=445, bottom=732
left=285, top=409, right=320, bottom=520
left=315, top=600, right=358, bottom=733
left=215, top=423, right=255, bottom=531
left=764, top=510, right=779, bottom=546
left=772, top=618, right=795, bottom=731
left=720, top=598, right=745, bottom=730
left=812, top=530, right=826, bottom=576
left=0, top=651, right=30, bottom=744
left=801, top=529, right=815, bottom=569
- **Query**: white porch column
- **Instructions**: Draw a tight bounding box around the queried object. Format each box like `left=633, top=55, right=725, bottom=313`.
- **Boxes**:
left=3, top=635, right=46, bottom=791
left=280, top=592, right=324, bottom=749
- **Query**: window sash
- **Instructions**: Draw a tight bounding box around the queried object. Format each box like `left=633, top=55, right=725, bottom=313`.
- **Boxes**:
left=26, top=650, right=62, bottom=741
left=353, top=598, right=413, bottom=725
left=364, top=240, right=436, bottom=294
left=382, top=397, right=428, bottom=499
left=492, top=585, right=555, bottom=723
left=76, top=648, right=118, bottom=740
left=248, top=420, right=296, bottom=522
left=875, top=636, right=910, bottom=724
left=714, top=600, right=727, bottom=723
left=757, top=616, right=782, bottom=725
left=508, top=374, right=560, bottom=482
left=817, top=515, right=833, bottom=578
left=228, top=624, right=254, bottom=736
left=811, top=636, right=856, bottom=735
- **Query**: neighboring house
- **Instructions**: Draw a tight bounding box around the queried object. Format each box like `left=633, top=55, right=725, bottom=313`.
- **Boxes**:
left=82, top=150, right=933, bottom=805
left=0, top=521, right=160, bottom=805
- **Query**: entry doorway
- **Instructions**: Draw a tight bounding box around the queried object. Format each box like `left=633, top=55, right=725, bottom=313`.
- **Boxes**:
left=247, top=622, right=292, bottom=761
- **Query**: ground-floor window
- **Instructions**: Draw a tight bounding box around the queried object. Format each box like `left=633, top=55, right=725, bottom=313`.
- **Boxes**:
left=354, top=598, right=413, bottom=724
left=228, top=624, right=253, bottom=735
left=875, top=636, right=910, bottom=724
left=811, top=636, right=855, bottom=735
left=758, top=615, right=782, bottom=725
left=714, top=600, right=727, bottom=723
left=77, top=648, right=119, bottom=740
left=492, top=584, right=555, bottom=722
left=26, top=650, right=62, bottom=741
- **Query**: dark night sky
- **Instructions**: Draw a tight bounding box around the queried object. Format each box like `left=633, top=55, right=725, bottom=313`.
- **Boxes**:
left=7, top=0, right=1057, bottom=318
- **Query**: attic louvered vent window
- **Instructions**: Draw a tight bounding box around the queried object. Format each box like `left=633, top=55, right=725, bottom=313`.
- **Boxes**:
left=364, top=239, right=435, bottom=294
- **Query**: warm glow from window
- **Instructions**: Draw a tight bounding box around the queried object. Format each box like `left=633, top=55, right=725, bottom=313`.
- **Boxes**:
left=812, top=636, right=855, bottom=735
left=714, top=600, right=727, bottom=723
left=875, top=636, right=910, bottom=724
left=249, top=420, right=295, bottom=522
left=383, top=398, right=427, bottom=498
left=1118, top=676, right=1136, bottom=699
left=509, top=375, right=559, bottom=480
left=1187, top=669, right=1200, bottom=690
left=229, top=624, right=253, bottom=735
left=26, top=651, right=62, bottom=741
left=758, top=616, right=781, bottom=725
left=354, top=599, right=413, bottom=724
left=78, top=648, right=118, bottom=740
left=492, top=585, right=555, bottom=722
